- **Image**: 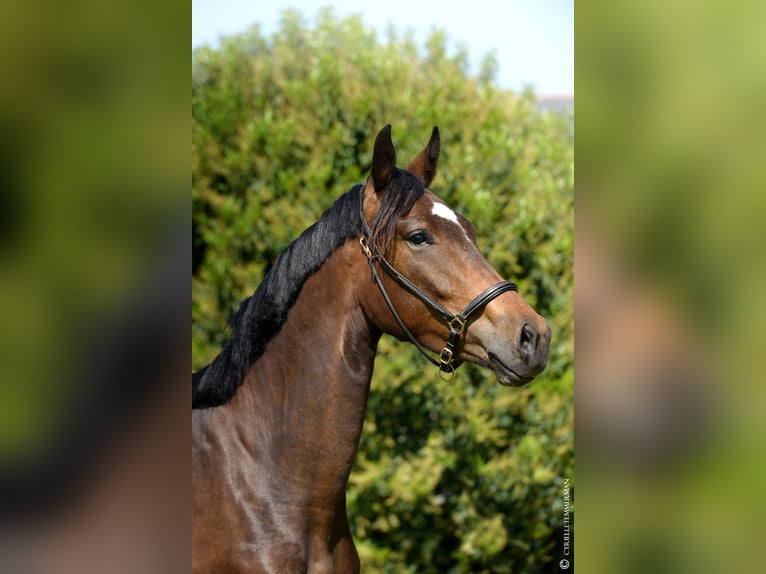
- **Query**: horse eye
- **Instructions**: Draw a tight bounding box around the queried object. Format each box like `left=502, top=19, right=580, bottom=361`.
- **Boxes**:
left=407, top=230, right=432, bottom=246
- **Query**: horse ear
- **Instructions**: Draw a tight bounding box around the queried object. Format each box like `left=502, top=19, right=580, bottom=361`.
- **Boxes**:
left=372, top=124, right=396, bottom=194
left=407, top=126, right=440, bottom=188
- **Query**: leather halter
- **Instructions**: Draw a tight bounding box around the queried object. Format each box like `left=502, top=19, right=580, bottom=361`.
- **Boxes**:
left=357, top=185, right=518, bottom=379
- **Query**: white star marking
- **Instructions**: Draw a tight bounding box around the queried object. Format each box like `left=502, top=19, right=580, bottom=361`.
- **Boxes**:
left=431, top=200, right=470, bottom=240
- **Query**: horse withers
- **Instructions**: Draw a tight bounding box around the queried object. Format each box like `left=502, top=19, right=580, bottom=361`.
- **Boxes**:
left=192, top=125, right=550, bottom=573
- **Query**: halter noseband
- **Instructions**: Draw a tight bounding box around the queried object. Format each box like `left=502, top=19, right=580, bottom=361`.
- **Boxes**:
left=357, top=185, right=518, bottom=380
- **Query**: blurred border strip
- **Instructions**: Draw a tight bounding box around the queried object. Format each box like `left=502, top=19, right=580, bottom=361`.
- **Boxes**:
left=0, top=0, right=189, bottom=572
left=577, top=1, right=766, bottom=572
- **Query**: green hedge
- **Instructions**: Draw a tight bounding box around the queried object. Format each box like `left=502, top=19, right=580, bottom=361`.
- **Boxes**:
left=193, top=9, right=573, bottom=572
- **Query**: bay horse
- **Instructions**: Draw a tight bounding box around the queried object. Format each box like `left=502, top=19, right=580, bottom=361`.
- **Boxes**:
left=192, top=125, right=551, bottom=573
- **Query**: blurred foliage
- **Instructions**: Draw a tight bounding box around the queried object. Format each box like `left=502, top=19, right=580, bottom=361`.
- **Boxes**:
left=578, top=0, right=766, bottom=330
left=0, top=0, right=187, bottom=464
left=577, top=1, right=766, bottom=573
left=192, top=9, right=572, bottom=572
left=0, top=1, right=188, bottom=570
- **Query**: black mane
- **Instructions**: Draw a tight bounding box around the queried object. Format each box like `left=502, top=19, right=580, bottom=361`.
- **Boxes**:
left=192, top=171, right=425, bottom=409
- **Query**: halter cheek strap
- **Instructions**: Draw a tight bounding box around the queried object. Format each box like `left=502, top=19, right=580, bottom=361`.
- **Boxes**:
left=357, top=185, right=517, bottom=379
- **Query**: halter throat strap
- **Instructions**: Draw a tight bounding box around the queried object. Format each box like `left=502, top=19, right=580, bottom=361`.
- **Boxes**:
left=356, top=184, right=517, bottom=378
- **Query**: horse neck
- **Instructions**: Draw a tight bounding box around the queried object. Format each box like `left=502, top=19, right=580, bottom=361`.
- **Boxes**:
left=226, top=241, right=379, bottom=497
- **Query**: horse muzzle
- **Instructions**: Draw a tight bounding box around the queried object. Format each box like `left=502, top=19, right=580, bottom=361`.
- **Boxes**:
left=484, top=316, right=551, bottom=387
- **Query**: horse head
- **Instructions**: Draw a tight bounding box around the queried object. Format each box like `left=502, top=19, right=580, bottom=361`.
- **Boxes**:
left=360, top=125, right=551, bottom=386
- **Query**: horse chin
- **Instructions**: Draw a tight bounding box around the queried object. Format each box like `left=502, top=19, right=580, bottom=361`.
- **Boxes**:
left=487, top=352, right=537, bottom=387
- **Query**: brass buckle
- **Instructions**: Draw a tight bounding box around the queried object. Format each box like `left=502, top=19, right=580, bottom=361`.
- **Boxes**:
left=439, top=348, right=456, bottom=381
left=359, top=236, right=372, bottom=259
left=448, top=316, right=466, bottom=335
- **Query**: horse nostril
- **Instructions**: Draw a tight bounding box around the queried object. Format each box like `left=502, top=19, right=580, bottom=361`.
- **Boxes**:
left=519, top=322, right=539, bottom=355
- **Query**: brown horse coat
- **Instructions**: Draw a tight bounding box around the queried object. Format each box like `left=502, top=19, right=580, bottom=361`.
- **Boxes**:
left=192, top=126, right=550, bottom=573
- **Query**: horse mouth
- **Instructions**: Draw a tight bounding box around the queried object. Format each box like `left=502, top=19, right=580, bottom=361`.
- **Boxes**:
left=488, top=353, right=536, bottom=387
